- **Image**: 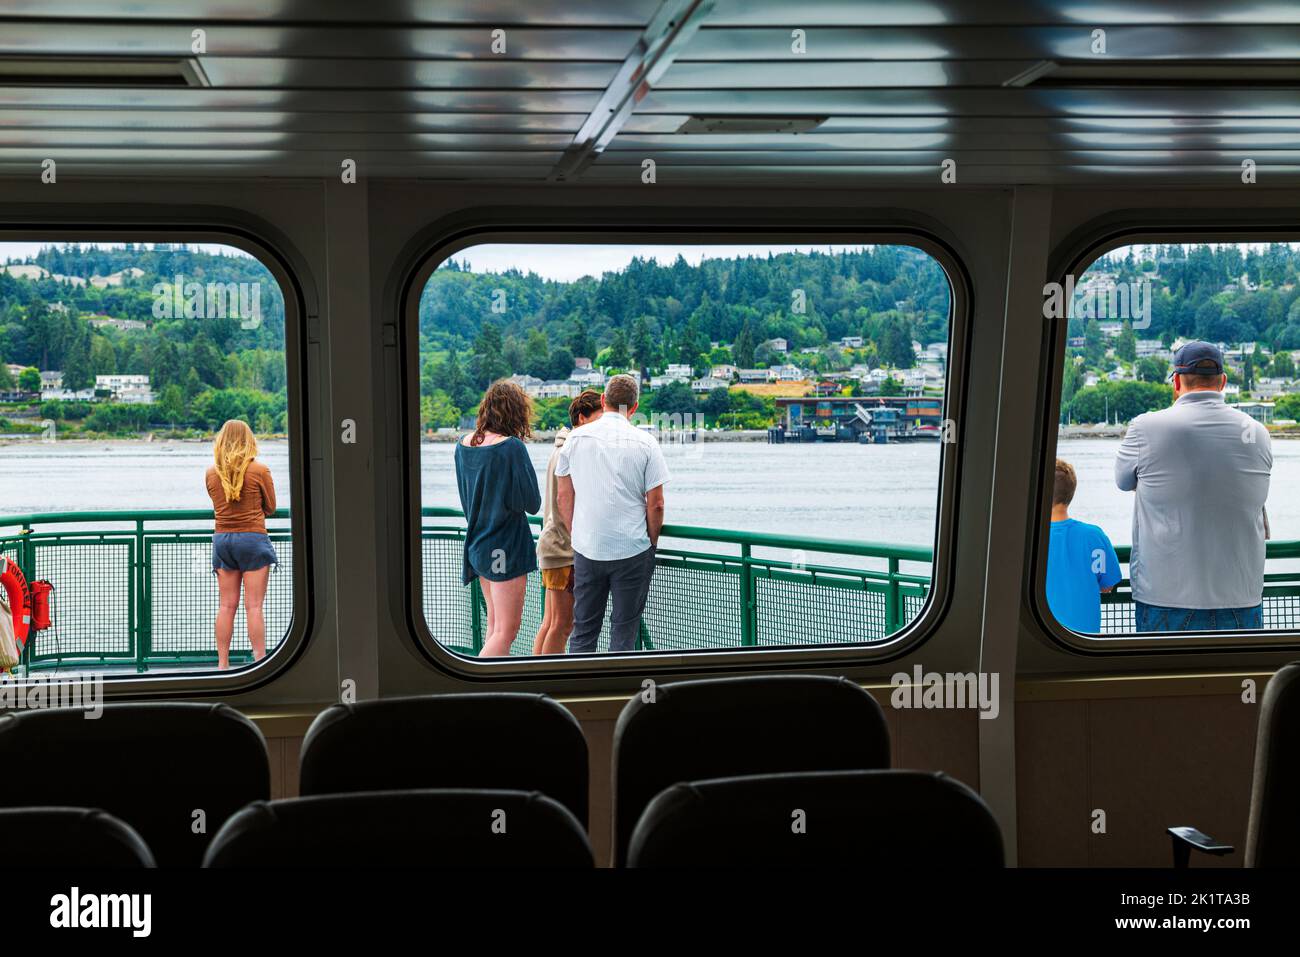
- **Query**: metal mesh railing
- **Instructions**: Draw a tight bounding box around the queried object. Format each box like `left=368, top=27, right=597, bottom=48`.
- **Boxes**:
left=0, top=511, right=294, bottom=672
left=147, top=535, right=293, bottom=655
left=18, top=507, right=1300, bottom=670
left=420, top=509, right=934, bottom=654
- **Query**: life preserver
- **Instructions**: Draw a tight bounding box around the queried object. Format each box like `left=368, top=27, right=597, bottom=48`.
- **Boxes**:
left=0, top=558, right=32, bottom=647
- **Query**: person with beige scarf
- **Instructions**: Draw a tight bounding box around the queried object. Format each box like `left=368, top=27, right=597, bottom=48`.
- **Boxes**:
left=533, top=390, right=604, bottom=655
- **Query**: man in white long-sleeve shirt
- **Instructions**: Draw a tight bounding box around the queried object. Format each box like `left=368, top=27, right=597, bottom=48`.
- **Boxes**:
left=1114, top=341, right=1272, bottom=632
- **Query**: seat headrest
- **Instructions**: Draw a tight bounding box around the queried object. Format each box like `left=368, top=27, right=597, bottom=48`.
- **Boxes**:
left=629, top=769, right=1004, bottom=867
left=204, top=789, right=593, bottom=868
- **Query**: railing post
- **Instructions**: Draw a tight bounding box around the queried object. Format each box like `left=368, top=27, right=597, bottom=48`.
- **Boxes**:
left=886, top=556, right=901, bottom=634
left=135, top=519, right=147, bottom=673
left=740, top=543, right=756, bottom=646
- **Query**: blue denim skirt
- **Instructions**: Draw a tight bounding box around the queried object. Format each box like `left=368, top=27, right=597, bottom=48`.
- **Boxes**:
left=212, top=532, right=278, bottom=572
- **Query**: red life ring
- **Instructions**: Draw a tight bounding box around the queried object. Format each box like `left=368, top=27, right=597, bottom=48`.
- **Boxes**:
left=1, top=557, right=32, bottom=647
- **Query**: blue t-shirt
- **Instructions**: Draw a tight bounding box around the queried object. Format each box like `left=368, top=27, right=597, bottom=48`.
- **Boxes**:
left=1047, top=518, right=1122, bottom=633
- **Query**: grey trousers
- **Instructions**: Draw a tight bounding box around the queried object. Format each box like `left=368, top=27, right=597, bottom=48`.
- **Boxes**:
left=568, top=546, right=656, bottom=653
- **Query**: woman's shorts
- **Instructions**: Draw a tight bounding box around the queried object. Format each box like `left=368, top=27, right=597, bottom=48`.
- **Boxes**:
left=212, top=532, right=278, bottom=572
left=540, top=565, right=574, bottom=592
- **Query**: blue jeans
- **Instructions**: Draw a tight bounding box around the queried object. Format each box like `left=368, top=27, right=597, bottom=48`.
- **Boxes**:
left=1134, top=600, right=1262, bottom=633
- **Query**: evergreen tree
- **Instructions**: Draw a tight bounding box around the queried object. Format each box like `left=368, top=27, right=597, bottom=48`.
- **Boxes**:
left=470, top=322, right=511, bottom=389
left=1116, top=320, right=1137, bottom=363
left=606, top=328, right=631, bottom=369
left=567, top=317, right=595, bottom=362
left=732, top=319, right=756, bottom=367
left=630, top=315, right=655, bottom=372
left=63, top=329, right=94, bottom=390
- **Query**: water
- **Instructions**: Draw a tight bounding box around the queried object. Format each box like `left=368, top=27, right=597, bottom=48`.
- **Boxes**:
left=6, top=436, right=1300, bottom=550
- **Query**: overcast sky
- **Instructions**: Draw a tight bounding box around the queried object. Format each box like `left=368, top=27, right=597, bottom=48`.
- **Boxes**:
left=0, top=241, right=252, bottom=263
left=446, top=243, right=878, bottom=282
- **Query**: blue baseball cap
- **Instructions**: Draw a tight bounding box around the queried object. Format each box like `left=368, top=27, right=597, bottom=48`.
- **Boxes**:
left=1169, top=341, right=1224, bottom=380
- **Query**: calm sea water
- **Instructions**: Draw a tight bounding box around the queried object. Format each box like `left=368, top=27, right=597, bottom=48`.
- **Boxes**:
left=4, top=435, right=1300, bottom=551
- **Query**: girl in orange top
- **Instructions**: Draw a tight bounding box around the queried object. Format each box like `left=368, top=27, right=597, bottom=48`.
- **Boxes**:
left=205, top=419, right=278, bottom=669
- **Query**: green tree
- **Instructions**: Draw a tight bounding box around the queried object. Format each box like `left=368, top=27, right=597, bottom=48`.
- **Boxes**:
left=631, top=315, right=655, bottom=372
left=17, top=367, right=40, bottom=392
left=701, top=386, right=731, bottom=417
left=567, top=317, right=595, bottom=362
left=1271, top=351, right=1295, bottom=378
left=1116, top=320, right=1137, bottom=362
left=1084, top=319, right=1106, bottom=367
left=1274, top=392, right=1300, bottom=421
left=645, top=381, right=696, bottom=417
left=470, top=323, right=510, bottom=389
left=0, top=358, right=13, bottom=390
left=157, top=383, right=185, bottom=426
left=524, top=329, right=550, bottom=379
left=419, top=389, right=461, bottom=430
left=605, top=328, right=631, bottom=369
left=732, top=319, right=756, bottom=367
left=1135, top=356, right=1169, bottom=383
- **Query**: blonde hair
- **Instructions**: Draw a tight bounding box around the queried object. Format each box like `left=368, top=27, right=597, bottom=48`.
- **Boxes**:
left=213, top=419, right=258, bottom=502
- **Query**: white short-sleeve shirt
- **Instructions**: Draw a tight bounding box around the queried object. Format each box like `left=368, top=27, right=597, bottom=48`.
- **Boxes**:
left=555, top=412, right=670, bottom=562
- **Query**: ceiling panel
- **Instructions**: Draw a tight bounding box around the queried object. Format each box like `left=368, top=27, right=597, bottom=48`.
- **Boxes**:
left=679, top=26, right=1300, bottom=60
left=3, top=0, right=1300, bottom=184
left=0, top=24, right=642, bottom=60
left=0, top=1, right=663, bottom=26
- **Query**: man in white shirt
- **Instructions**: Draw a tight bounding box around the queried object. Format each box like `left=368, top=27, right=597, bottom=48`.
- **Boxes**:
left=1114, top=340, right=1272, bottom=632
left=556, top=373, right=669, bottom=653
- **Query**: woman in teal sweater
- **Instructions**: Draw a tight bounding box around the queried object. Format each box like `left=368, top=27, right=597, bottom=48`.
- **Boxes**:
left=454, top=380, right=542, bottom=657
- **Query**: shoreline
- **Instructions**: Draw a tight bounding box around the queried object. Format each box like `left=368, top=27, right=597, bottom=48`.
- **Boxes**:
left=5, top=428, right=1300, bottom=446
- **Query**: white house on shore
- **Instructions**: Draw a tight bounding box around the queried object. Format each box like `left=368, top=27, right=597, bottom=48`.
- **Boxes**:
left=95, top=373, right=154, bottom=403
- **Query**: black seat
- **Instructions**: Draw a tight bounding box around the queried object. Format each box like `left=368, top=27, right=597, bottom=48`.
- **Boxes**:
left=1246, top=661, right=1300, bottom=866
left=299, top=693, right=589, bottom=825
left=612, top=674, right=890, bottom=866
left=0, top=807, right=155, bottom=867
left=0, top=703, right=269, bottom=867
left=203, top=789, right=593, bottom=868
left=1168, top=662, right=1300, bottom=868
left=628, top=770, right=1004, bottom=867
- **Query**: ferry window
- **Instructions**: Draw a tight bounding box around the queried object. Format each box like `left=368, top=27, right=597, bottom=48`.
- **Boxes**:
left=0, top=240, right=297, bottom=676
left=1045, top=241, right=1300, bottom=639
left=414, top=241, right=956, bottom=660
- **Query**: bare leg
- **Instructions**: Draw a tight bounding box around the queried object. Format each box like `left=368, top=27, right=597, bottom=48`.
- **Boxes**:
left=215, top=569, right=243, bottom=670
left=534, top=591, right=555, bottom=655
left=480, top=575, right=528, bottom=657
left=242, top=565, right=271, bottom=661
left=540, top=590, right=574, bottom=656
left=479, top=578, right=495, bottom=653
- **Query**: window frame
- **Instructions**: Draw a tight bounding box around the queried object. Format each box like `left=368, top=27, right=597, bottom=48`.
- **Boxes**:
left=398, top=218, right=972, bottom=679
left=1034, top=226, right=1300, bottom=654
left=0, top=221, right=316, bottom=695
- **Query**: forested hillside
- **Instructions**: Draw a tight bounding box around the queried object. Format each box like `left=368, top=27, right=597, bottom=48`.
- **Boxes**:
left=418, top=245, right=952, bottom=414
left=1061, top=243, right=1300, bottom=425
left=0, top=244, right=286, bottom=433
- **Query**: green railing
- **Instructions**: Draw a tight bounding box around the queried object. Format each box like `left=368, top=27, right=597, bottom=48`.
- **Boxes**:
left=420, top=507, right=933, bottom=656
left=12, top=507, right=1296, bottom=671
left=1100, top=541, right=1300, bottom=633
left=0, top=510, right=293, bottom=673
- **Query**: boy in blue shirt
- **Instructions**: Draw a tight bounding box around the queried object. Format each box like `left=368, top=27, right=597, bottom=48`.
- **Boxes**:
left=1047, top=458, right=1122, bottom=633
